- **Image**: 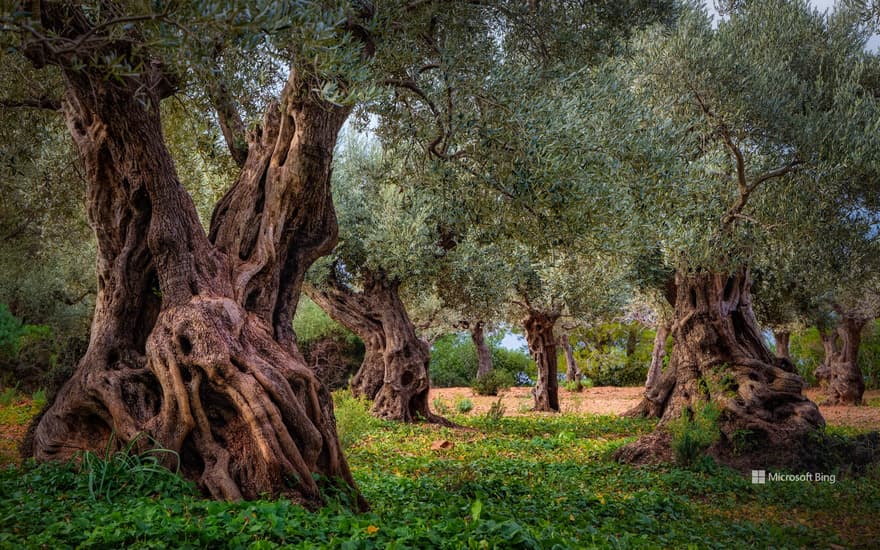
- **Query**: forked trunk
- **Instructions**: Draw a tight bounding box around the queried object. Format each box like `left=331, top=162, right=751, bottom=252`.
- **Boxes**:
left=616, top=269, right=824, bottom=468
left=523, top=311, right=560, bottom=412
left=813, top=326, right=837, bottom=388
left=472, top=321, right=494, bottom=379
left=22, top=6, right=364, bottom=508
left=773, top=330, right=791, bottom=361
left=305, top=270, right=446, bottom=423
left=558, top=333, right=581, bottom=390
left=625, top=320, right=671, bottom=417
left=824, top=317, right=866, bottom=405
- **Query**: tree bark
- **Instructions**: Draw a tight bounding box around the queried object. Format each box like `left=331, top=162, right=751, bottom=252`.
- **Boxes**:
left=472, top=321, right=494, bottom=379
left=814, top=326, right=837, bottom=388
left=824, top=317, right=867, bottom=405
left=305, top=270, right=447, bottom=423
left=616, top=269, right=824, bottom=468
left=523, top=311, right=560, bottom=412
left=558, top=333, right=581, bottom=390
left=773, top=330, right=791, bottom=361
left=22, top=5, right=363, bottom=508
left=625, top=320, right=671, bottom=417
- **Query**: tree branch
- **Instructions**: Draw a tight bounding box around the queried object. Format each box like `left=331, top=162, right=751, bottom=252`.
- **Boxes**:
left=0, top=96, right=61, bottom=110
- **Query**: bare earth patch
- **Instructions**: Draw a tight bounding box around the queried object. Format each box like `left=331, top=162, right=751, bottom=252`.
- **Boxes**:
left=431, top=386, right=880, bottom=430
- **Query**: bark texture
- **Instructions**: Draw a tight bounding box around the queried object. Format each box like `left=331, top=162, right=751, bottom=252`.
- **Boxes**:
left=773, top=330, right=791, bottom=361
left=472, top=321, right=494, bottom=379
left=616, top=270, right=824, bottom=468
left=523, top=311, right=560, bottom=412
left=22, top=4, right=363, bottom=508
left=813, top=326, right=837, bottom=389
left=625, top=320, right=671, bottom=417
left=823, top=317, right=867, bottom=405
left=305, top=270, right=446, bottom=423
left=558, top=333, right=581, bottom=390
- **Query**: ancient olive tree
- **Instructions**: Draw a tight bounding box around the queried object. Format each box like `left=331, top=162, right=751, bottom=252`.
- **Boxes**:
left=303, top=134, right=452, bottom=423
left=0, top=0, right=494, bottom=505
left=611, top=1, right=880, bottom=467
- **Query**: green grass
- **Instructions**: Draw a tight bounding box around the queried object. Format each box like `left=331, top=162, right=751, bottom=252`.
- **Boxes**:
left=1, top=399, right=878, bottom=548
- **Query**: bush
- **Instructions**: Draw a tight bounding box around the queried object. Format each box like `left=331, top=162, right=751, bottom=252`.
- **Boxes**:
left=471, top=370, right=514, bottom=396
left=0, top=304, right=77, bottom=393
left=332, top=390, right=382, bottom=450
left=668, top=401, right=721, bottom=467
left=572, top=322, right=654, bottom=387
left=859, top=320, right=880, bottom=390
left=294, top=297, right=364, bottom=391
left=455, top=398, right=474, bottom=414
left=429, top=332, right=534, bottom=388
left=789, top=327, right=823, bottom=387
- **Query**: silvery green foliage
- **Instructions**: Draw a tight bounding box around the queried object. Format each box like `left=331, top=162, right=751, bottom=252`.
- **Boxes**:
left=0, top=85, right=93, bottom=335
left=307, top=127, right=443, bottom=292
left=601, top=0, right=880, bottom=275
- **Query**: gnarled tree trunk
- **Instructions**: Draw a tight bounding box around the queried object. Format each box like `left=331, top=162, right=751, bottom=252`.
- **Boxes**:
left=773, top=330, right=791, bottom=361
left=558, top=333, right=581, bottom=390
left=472, top=321, right=494, bottom=379
left=625, top=320, right=671, bottom=417
left=305, top=270, right=446, bottom=423
left=824, top=316, right=866, bottom=405
left=814, top=326, right=837, bottom=388
left=616, top=269, right=824, bottom=468
left=523, top=311, right=560, bottom=412
left=22, top=5, right=364, bottom=508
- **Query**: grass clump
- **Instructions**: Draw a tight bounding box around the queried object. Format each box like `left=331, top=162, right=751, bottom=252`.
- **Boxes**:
left=455, top=397, right=474, bottom=414
left=432, top=396, right=450, bottom=415
left=484, top=397, right=506, bottom=421
left=0, top=386, right=18, bottom=407
left=333, top=390, right=383, bottom=450
left=669, top=401, right=721, bottom=467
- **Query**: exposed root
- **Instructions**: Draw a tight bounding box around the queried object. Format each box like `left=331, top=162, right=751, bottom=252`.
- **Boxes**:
left=31, top=296, right=366, bottom=510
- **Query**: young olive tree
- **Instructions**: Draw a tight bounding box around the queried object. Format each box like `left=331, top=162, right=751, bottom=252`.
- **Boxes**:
left=610, top=1, right=880, bottom=466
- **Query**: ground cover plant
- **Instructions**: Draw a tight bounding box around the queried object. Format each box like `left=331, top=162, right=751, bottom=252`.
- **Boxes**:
left=2, top=393, right=879, bottom=548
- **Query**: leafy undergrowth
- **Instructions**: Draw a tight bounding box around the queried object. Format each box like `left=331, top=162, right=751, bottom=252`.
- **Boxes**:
left=1, top=396, right=878, bottom=548
left=0, top=396, right=42, bottom=465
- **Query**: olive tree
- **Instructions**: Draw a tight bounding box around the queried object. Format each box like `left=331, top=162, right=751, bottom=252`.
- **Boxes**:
left=611, top=0, right=880, bottom=466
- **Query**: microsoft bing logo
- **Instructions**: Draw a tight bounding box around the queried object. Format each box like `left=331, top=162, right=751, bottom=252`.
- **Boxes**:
left=751, top=470, right=766, bottom=484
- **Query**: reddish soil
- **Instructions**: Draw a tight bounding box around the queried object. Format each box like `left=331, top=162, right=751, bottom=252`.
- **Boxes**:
left=431, top=386, right=880, bottom=430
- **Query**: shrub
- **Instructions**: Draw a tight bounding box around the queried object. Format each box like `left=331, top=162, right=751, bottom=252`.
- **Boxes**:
left=294, top=297, right=364, bottom=391
left=32, top=388, right=47, bottom=407
left=573, top=322, right=654, bottom=387
left=789, top=327, right=823, bottom=386
left=484, top=397, right=505, bottom=421
left=668, top=401, right=721, bottom=467
left=455, top=398, right=474, bottom=414
left=0, top=304, right=68, bottom=393
left=429, top=334, right=476, bottom=387
left=429, top=332, right=535, bottom=388
left=332, top=390, right=382, bottom=450
left=562, top=379, right=583, bottom=392
left=432, top=396, right=451, bottom=415
left=471, top=370, right=514, bottom=396
left=0, top=385, right=18, bottom=406
left=859, top=320, right=880, bottom=390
